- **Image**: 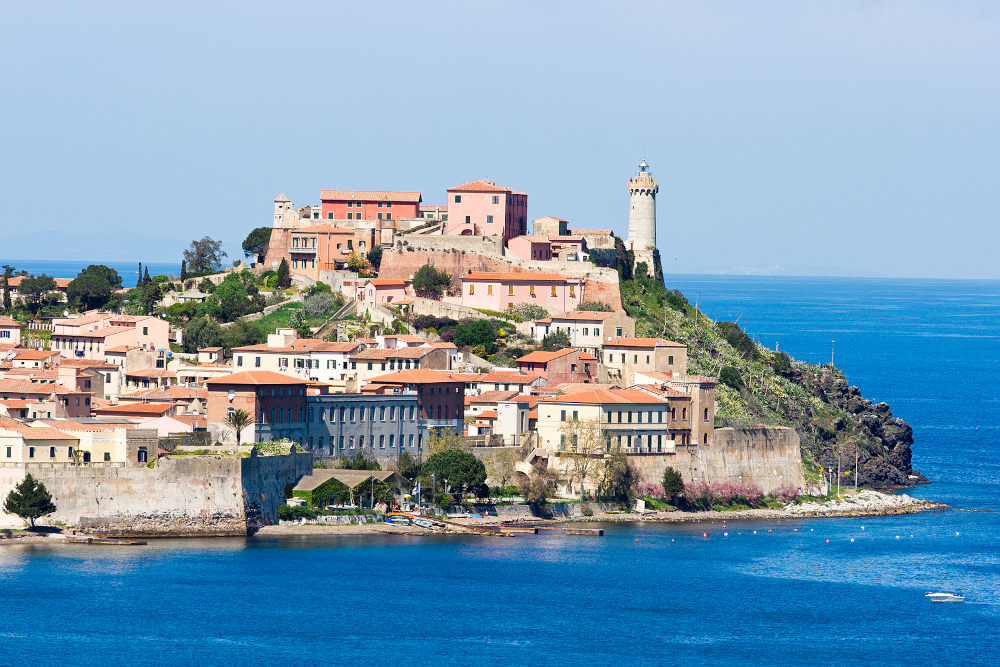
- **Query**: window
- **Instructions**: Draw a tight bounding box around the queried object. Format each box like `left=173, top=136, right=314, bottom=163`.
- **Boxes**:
left=529, top=285, right=535, bottom=296
left=355, top=201, right=361, bottom=207
left=486, top=215, right=494, bottom=224
left=704, top=433, right=708, bottom=444
left=378, top=212, right=383, bottom=220
left=339, top=436, right=345, bottom=449
left=671, top=408, right=676, bottom=419
left=572, top=410, right=578, bottom=421
left=551, top=285, right=557, bottom=297
left=104, top=452, right=111, bottom=461
left=646, top=355, right=651, bottom=364
left=465, top=215, right=471, bottom=224
left=386, top=213, right=391, bottom=220
left=560, top=409, right=566, bottom=421
left=379, top=435, right=385, bottom=448
left=627, top=411, right=633, bottom=423
left=255, top=356, right=261, bottom=367
left=389, top=407, right=396, bottom=421
left=386, top=202, right=392, bottom=208
left=508, top=285, right=514, bottom=296
left=704, top=407, right=710, bottom=422
left=378, top=202, right=383, bottom=208
left=346, top=212, right=353, bottom=220
left=28, top=446, right=35, bottom=458
left=569, top=285, right=575, bottom=297
left=469, top=283, right=475, bottom=295
left=389, top=435, right=395, bottom=448
left=347, top=201, right=353, bottom=207
left=617, top=411, right=622, bottom=423
left=142, top=326, right=148, bottom=335
left=0, top=331, right=8, bottom=339
left=658, top=411, right=663, bottom=423
left=616, top=327, right=623, bottom=337
left=571, top=364, right=576, bottom=372
left=454, top=195, right=461, bottom=203
left=682, top=408, right=687, bottom=420
left=237, top=356, right=243, bottom=367
left=49, top=446, right=55, bottom=458
left=668, top=355, right=674, bottom=365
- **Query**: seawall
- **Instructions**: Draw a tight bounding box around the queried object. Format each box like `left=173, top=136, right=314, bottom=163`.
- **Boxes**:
left=0, top=452, right=312, bottom=536
left=628, top=426, right=806, bottom=494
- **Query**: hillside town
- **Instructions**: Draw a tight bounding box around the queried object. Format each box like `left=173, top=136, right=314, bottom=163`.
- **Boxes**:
left=0, top=161, right=810, bottom=533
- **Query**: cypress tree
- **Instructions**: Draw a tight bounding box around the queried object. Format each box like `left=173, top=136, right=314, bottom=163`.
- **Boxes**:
left=277, top=258, right=290, bottom=289
left=143, top=267, right=151, bottom=284
left=137, top=262, right=143, bottom=286
left=180, top=259, right=187, bottom=282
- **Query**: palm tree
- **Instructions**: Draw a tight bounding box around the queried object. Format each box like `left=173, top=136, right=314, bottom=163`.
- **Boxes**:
left=224, top=409, right=253, bottom=446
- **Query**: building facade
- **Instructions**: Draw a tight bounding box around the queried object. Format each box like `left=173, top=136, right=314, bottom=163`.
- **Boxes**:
left=445, top=180, right=527, bottom=244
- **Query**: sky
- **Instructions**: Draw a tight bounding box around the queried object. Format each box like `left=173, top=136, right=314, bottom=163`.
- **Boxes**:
left=0, top=1, right=997, bottom=278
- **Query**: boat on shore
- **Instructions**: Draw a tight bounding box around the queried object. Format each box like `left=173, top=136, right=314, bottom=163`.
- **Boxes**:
left=925, top=592, right=964, bottom=603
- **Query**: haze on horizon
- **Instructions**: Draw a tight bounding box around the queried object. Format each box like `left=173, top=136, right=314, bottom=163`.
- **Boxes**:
left=1, top=1, right=997, bottom=279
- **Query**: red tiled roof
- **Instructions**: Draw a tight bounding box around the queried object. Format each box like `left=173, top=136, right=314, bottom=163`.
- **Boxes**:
left=365, top=369, right=463, bottom=385
left=93, top=403, right=174, bottom=416
left=0, top=316, right=18, bottom=327
left=538, top=388, right=668, bottom=405
left=365, top=279, right=407, bottom=287
left=204, top=371, right=309, bottom=386
left=447, top=180, right=512, bottom=193
left=233, top=339, right=354, bottom=353
left=466, top=390, right=519, bottom=405
left=320, top=190, right=422, bottom=203
left=296, top=224, right=356, bottom=234
left=604, top=337, right=685, bottom=348
left=13, top=349, right=60, bottom=360
left=517, top=349, right=576, bottom=363
left=463, top=272, right=572, bottom=283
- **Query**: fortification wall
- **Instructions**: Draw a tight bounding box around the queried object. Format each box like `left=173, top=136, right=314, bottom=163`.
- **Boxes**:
left=627, top=426, right=805, bottom=494
left=0, top=452, right=312, bottom=535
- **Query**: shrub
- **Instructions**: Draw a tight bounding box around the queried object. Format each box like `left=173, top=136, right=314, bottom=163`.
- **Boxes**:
left=771, top=485, right=800, bottom=504
left=277, top=504, right=317, bottom=521
left=683, top=481, right=764, bottom=509
left=661, top=466, right=685, bottom=496
left=576, top=301, right=613, bottom=312
left=412, top=264, right=451, bottom=299
left=508, top=303, right=549, bottom=320
left=636, top=482, right=666, bottom=501
left=716, top=321, right=759, bottom=360
left=540, top=329, right=571, bottom=351
left=719, top=366, right=743, bottom=390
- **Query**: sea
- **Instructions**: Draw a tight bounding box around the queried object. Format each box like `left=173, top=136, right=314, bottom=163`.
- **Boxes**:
left=1, top=274, right=998, bottom=666
left=0, top=259, right=180, bottom=289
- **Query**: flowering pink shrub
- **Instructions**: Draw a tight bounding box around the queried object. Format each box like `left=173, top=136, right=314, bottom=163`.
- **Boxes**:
left=804, top=483, right=823, bottom=497
left=683, top=480, right=764, bottom=509
left=771, top=485, right=800, bottom=504
left=636, top=482, right=666, bottom=501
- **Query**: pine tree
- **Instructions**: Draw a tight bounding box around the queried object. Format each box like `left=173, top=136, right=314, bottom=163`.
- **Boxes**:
left=3, top=473, right=56, bottom=528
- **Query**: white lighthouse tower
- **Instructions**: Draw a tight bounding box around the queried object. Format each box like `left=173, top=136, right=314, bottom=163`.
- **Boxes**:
left=626, top=160, right=659, bottom=269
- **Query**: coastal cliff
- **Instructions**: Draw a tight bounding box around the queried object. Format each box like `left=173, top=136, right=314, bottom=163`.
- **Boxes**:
left=619, top=262, right=923, bottom=488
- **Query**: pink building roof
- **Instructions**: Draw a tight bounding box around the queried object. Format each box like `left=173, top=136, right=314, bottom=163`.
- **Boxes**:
left=320, top=190, right=422, bottom=202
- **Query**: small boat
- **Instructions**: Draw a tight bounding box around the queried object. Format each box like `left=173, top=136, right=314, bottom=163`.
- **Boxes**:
left=925, top=592, right=965, bottom=603
left=412, top=518, right=434, bottom=529
left=388, top=516, right=411, bottom=525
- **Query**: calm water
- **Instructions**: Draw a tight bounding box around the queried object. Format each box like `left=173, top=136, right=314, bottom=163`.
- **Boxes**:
left=1, top=275, right=998, bottom=666
left=0, top=259, right=179, bottom=288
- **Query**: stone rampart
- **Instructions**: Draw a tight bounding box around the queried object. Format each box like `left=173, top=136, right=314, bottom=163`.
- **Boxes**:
left=0, top=452, right=312, bottom=535
left=627, top=426, right=805, bottom=494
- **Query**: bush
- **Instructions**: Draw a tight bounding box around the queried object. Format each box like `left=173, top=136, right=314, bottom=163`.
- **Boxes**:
left=771, top=485, right=800, bottom=504
left=664, top=290, right=689, bottom=313
left=540, top=329, right=571, bottom=351
left=508, top=303, right=549, bottom=320
left=636, top=482, right=666, bottom=501
left=716, top=321, right=759, bottom=360
left=662, top=466, right=685, bottom=496
left=772, top=351, right=794, bottom=377
left=454, top=319, right=498, bottom=355
left=277, top=504, right=317, bottom=521
left=412, top=264, right=451, bottom=299
left=719, top=366, right=743, bottom=390
left=683, top=481, right=764, bottom=510
left=576, top=301, right=613, bottom=312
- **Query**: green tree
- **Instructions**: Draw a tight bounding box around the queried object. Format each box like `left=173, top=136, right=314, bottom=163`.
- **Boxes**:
left=347, top=251, right=372, bottom=274
left=508, top=303, right=548, bottom=320
left=242, top=227, right=272, bottom=264
left=425, top=428, right=471, bottom=455
left=18, top=275, right=57, bottom=312
left=213, top=273, right=252, bottom=322
left=719, top=366, right=743, bottom=390
left=596, top=453, right=640, bottom=507
left=366, top=245, right=383, bottom=272
left=453, top=319, right=497, bottom=355
left=661, top=466, right=685, bottom=498
left=337, top=451, right=381, bottom=471
left=412, top=264, right=451, bottom=299
left=422, top=449, right=487, bottom=500
left=304, top=292, right=340, bottom=317
left=276, top=258, right=291, bottom=289
left=67, top=264, right=122, bottom=310
left=143, top=267, right=151, bottom=284
left=395, top=450, right=421, bottom=481
left=576, top=301, right=613, bottom=312
left=197, top=278, right=216, bottom=294
left=180, top=259, right=187, bottom=281
left=3, top=474, right=56, bottom=528
left=221, top=319, right=266, bottom=353
left=183, top=236, right=227, bottom=274
left=541, top=329, right=572, bottom=351
left=182, top=316, right=224, bottom=353
left=224, top=409, right=253, bottom=445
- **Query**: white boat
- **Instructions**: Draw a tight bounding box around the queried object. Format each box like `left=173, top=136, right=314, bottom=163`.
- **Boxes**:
left=412, top=518, right=434, bottom=529
left=925, top=592, right=965, bottom=603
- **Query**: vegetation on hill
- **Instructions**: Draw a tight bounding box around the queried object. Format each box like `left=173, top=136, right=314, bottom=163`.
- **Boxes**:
left=619, top=248, right=921, bottom=488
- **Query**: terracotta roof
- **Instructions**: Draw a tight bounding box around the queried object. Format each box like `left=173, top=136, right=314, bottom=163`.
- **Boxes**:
left=545, top=310, right=617, bottom=322
left=517, top=349, right=576, bottom=363
left=579, top=352, right=597, bottom=361
left=365, top=369, right=463, bottom=385
left=0, top=422, right=74, bottom=440
left=205, top=371, right=310, bottom=386
left=156, top=414, right=208, bottom=430
left=428, top=341, right=457, bottom=350
left=477, top=411, right=498, bottom=420
left=466, top=390, right=519, bottom=405
left=13, top=349, right=59, bottom=360
left=0, top=316, right=18, bottom=327
left=538, top=388, right=668, bottom=405
left=447, top=180, right=512, bottom=193
left=124, top=368, right=176, bottom=378
left=479, top=370, right=542, bottom=384
left=4, top=368, right=59, bottom=380
left=320, top=190, right=422, bottom=203
left=0, top=399, right=46, bottom=409
left=105, top=345, right=140, bottom=353
left=533, top=216, right=568, bottom=222
left=233, top=339, right=352, bottom=353
left=121, top=386, right=207, bottom=401
left=463, top=272, right=572, bottom=283
left=510, top=236, right=551, bottom=244
left=54, top=359, right=117, bottom=370
left=198, top=347, right=223, bottom=352
left=38, top=419, right=132, bottom=432
left=604, top=337, right=685, bottom=348
left=93, top=403, right=174, bottom=416
left=364, top=279, right=407, bottom=287
left=500, top=394, right=540, bottom=408
left=351, top=347, right=432, bottom=360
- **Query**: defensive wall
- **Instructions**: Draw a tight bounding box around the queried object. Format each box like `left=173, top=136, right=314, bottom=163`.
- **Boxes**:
left=0, top=451, right=312, bottom=536
left=379, top=246, right=623, bottom=311
left=627, top=426, right=806, bottom=494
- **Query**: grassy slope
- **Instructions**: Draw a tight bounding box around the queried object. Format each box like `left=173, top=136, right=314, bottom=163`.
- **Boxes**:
left=620, top=272, right=918, bottom=488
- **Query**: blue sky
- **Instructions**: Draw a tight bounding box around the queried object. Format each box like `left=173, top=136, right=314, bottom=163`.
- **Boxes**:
left=1, top=1, right=997, bottom=278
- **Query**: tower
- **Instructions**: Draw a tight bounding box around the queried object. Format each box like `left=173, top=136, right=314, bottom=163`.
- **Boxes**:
left=626, top=160, right=659, bottom=265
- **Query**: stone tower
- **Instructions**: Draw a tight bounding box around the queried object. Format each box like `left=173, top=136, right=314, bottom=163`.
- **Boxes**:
left=626, top=160, right=659, bottom=267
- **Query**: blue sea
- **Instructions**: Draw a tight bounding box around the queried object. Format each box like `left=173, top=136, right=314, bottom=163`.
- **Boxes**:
left=0, top=259, right=180, bottom=289
left=1, top=275, right=998, bottom=666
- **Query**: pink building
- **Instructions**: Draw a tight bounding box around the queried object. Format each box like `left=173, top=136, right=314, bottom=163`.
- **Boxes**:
left=319, top=190, right=422, bottom=222
left=356, top=279, right=410, bottom=310
left=48, top=311, right=170, bottom=360
left=516, top=348, right=596, bottom=385
left=506, top=236, right=552, bottom=261
left=445, top=180, right=527, bottom=243
left=457, top=272, right=582, bottom=312
left=0, top=316, right=21, bottom=346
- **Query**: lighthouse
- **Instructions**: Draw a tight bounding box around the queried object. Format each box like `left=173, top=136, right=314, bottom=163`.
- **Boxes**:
left=626, top=159, right=659, bottom=270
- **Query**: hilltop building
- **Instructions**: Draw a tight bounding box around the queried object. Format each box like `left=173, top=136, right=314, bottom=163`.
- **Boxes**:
left=626, top=160, right=659, bottom=274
